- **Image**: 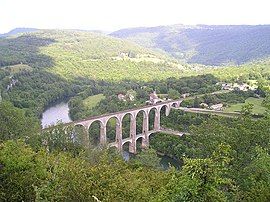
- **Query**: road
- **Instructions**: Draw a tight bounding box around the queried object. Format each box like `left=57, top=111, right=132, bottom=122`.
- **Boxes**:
left=177, top=107, right=241, bottom=118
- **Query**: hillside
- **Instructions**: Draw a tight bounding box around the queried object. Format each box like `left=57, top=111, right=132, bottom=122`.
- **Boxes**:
left=111, top=24, right=270, bottom=66
left=1, top=29, right=269, bottom=117
left=0, top=29, right=189, bottom=81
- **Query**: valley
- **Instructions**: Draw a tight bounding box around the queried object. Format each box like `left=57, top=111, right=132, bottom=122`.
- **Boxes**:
left=0, top=26, right=270, bottom=201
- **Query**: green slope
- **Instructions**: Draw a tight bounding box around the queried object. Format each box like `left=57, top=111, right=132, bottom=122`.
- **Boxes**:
left=224, top=97, right=267, bottom=115
left=111, top=24, right=270, bottom=66
left=1, top=29, right=269, bottom=119
left=0, top=29, right=188, bottom=81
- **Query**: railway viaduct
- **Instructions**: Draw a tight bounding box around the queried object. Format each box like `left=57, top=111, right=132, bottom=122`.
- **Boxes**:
left=70, top=99, right=183, bottom=154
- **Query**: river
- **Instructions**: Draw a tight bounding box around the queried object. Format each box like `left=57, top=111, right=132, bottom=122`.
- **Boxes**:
left=41, top=102, right=72, bottom=128
left=41, top=101, right=181, bottom=169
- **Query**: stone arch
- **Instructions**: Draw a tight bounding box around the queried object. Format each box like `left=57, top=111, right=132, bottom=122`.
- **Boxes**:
left=122, top=140, right=132, bottom=153
left=136, top=136, right=145, bottom=152
left=88, top=120, right=103, bottom=146
left=159, top=105, right=171, bottom=129
left=105, top=116, right=121, bottom=144
left=147, top=131, right=155, bottom=139
left=73, top=124, right=89, bottom=148
left=147, top=131, right=158, bottom=148
left=135, top=110, right=147, bottom=135
left=148, top=107, right=159, bottom=131
left=160, top=104, right=171, bottom=116
left=122, top=139, right=132, bottom=146
left=121, top=113, right=133, bottom=139
left=104, top=115, right=121, bottom=126
left=171, top=102, right=179, bottom=108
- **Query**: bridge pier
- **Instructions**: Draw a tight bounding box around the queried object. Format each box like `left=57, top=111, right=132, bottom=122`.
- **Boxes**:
left=83, top=125, right=90, bottom=149
left=116, top=121, right=123, bottom=152
left=142, top=113, right=149, bottom=149
left=141, top=137, right=149, bottom=149
left=154, top=109, right=161, bottom=131
left=100, top=124, right=106, bottom=146
left=129, top=116, right=137, bottom=154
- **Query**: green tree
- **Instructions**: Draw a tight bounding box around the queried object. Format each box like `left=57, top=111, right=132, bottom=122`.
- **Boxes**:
left=240, top=103, right=254, bottom=116
left=0, top=101, right=39, bottom=142
left=193, top=96, right=200, bottom=108
left=157, top=144, right=235, bottom=202
left=168, top=89, right=180, bottom=100
left=131, top=148, right=161, bottom=168
left=262, top=91, right=270, bottom=110
left=241, top=147, right=270, bottom=201
left=0, top=140, right=47, bottom=201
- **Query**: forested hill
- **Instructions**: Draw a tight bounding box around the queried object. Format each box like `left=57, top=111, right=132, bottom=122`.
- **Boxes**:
left=111, top=24, right=270, bottom=66
left=0, top=29, right=188, bottom=116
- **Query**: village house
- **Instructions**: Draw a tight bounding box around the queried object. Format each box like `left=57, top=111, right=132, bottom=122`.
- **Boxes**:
left=199, top=103, right=209, bottom=109
left=221, top=83, right=234, bottom=91
left=181, top=93, right=190, bottom=98
left=126, top=90, right=136, bottom=101
left=117, top=93, right=126, bottom=101
left=117, top=90, right=136, bottom=102
left=146, top=91, right=163, bottom=105
left=210, top=103, right=223, bottom=111
left=235, top=83, right=251, bottom=91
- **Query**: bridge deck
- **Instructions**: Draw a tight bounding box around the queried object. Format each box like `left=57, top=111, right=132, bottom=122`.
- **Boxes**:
left=73, top=99, right=182, bottom=124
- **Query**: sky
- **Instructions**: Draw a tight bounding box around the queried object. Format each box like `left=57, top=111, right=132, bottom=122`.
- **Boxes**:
left=1, top=0, right=270, bottom=33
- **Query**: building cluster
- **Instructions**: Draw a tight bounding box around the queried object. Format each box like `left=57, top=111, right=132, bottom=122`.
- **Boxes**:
left=117, top=90, right=136, bottom=102
left=118, top=89, right=188, bottom=105
left=199, top=102, right=224, bottom=111
left=220, top=82, right=256, bottom=91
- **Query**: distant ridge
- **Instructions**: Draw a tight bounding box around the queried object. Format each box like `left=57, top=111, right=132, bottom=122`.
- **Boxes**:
left=0, top=28, right=38, bottom=38
left=111, top=24, right=270, bottom=66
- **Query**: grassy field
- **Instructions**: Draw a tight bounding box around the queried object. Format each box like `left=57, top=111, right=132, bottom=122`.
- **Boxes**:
left=82, top=94, right=105, bottom=110
left=224, top=97, right=267, bottom=115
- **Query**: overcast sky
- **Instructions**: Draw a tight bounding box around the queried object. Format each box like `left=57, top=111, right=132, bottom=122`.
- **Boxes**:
left=1, top=0, right=270, bottom=33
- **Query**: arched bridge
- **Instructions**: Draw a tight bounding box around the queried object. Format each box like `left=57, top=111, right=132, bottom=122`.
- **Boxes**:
left=70, top=99, right=183, bottom=154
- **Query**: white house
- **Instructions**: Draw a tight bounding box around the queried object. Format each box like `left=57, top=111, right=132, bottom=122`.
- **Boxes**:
left=210, top=103, right=223, bottom=111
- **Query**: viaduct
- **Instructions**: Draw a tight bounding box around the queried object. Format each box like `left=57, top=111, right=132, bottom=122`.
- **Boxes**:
left=70, top=99, right=183, bottom=154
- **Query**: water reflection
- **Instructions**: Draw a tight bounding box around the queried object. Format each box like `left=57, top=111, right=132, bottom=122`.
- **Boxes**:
left=41, top=102, right=71, bottom=128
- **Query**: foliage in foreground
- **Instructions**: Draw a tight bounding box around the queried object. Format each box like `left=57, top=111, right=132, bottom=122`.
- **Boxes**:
left=1, top=91, right=270, bottom=201
left=0, top=139, right=241, bottom=202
